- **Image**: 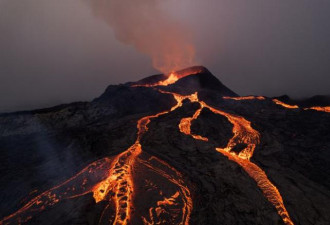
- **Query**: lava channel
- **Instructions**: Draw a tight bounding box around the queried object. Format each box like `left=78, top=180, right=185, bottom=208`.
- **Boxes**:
left=176, top=93, right=294, bottom=225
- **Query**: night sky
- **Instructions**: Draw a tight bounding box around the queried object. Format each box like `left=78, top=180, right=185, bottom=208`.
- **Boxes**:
left=1, top=0, right=330, bottom=112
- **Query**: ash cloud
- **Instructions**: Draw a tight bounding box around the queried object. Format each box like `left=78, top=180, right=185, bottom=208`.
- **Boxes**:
left=1, top=0, right=330, bottom=112
left=86, top=0, right=196, bottom=74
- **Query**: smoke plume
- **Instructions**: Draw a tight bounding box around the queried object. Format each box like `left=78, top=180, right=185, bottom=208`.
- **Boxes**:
left=87, top=0, right=196, bottom=74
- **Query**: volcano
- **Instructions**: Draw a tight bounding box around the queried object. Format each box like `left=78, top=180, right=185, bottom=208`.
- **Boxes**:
left=0, top=66, right=329, bottom=225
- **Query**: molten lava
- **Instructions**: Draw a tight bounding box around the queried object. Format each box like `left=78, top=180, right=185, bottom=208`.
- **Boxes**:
left=304, top=106, right=330, bottom=113
left=179, top=105, right=208, bottom=142
left=0, top=88, right=194, bottom=225
left=272, top=99, right=299, bottom=109
left=133, top=67, right=203, bottom=87
left=177, top=94, right=294, bottom=225
left=223, top=96, right=265, bottom=100
left=273, top=99, right=330, bottom=113
left=226, top=97, right=329, bottom=114
left=1, top=69, right=298, bottom=225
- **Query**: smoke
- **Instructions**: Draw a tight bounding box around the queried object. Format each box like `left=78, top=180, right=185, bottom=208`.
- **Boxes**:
left=86, top=0, right=196, bottom=74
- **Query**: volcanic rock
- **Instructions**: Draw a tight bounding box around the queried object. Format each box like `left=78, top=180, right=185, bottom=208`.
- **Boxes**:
left=0, top=66, right=329, bottom=225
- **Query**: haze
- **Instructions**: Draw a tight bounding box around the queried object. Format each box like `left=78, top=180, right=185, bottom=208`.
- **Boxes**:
left=1, top=0, right=330, bottom=112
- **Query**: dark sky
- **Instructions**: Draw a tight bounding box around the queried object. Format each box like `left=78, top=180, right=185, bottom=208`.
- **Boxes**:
left=1, top=0, right=330, bottom=112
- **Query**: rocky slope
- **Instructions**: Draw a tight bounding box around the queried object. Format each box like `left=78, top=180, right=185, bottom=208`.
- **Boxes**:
left=0, top=66, right=329, bottom=225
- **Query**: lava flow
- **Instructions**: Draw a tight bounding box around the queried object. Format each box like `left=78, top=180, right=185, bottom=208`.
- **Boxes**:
left=272, top=99, right=299, bottom=109
left=223, top=96, right=265, bottom=100
left=0, top=89, right=194, bottom=225
left=225, top=96, right=330, bottom=114
left=272, top=99, right=330, bottom=113
left=1, top=69, right=298, bottom=225
left=177, top=96, right=294, bottom=225
left=304, top=106, right=330, bottom=113
left=135, top=70, right=294, bottom=224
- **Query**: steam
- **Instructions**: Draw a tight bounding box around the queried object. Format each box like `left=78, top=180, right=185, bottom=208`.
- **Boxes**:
left=87, top=0, right=196, bottom=74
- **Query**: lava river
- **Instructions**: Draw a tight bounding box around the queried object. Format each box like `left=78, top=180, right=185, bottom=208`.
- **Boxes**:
left=1, top=71, right=298, bottom=225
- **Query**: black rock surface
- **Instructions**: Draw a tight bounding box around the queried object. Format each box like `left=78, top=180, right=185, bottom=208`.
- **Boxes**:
left=0, top=67, right=329, bottom=225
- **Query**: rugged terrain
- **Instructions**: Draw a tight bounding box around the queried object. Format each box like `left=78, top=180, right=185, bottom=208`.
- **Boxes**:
left=0, top=66, right=329, bottom=225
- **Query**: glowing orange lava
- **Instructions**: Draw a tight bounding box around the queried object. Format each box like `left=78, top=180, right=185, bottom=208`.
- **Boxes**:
left=223, top=96, right=265, bottom=100
left=273, top=99, right=299, bottom=109
left=179, top=105, right=208, bottom=141
left=0, top=158, right=115, bottom=225
left=1, top=69, right=297, bottom=225
left=133, top=67, right=203, bottom=87
left=0, top=89, right=194, bottom=225
left=176, top=92, right=294, bottom=225
left=304, top=106, right=330, bottom=113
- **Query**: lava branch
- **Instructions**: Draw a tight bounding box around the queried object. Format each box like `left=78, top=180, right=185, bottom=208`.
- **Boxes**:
left=272, top=99, right=299, bottom=109
left=272, top=99, right=330, bottom=112
left=304, top=106, right=330, bottom=113
left=223, top=96, right=265, bottom=101
left=177, top=93, right=294, bottom=225
left=179, top=105, right=208, bottom=141
left=224, top=96, right=330, bottom=113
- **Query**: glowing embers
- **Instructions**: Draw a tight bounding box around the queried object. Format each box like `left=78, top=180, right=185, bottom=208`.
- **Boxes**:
left=223, top=96, right=265, bottom=101
left=272, top=99, right=299, bottom=109
left=304, top=106, right=330, bottom=113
